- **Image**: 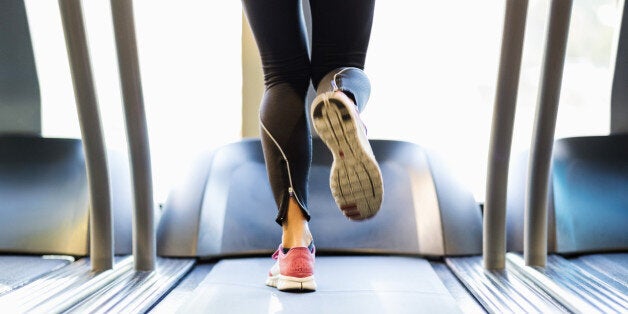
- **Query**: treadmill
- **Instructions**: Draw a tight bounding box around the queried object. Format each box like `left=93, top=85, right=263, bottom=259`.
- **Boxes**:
left=139, top=0, right=628, bottom=312
left=0, top=0, right=626, bottom=313
left=0, top=0, right=134, bottom=297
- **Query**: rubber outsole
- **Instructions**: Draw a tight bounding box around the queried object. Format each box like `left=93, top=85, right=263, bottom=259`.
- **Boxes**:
left=311, top=92, right=383, bottom=221
left=266, top=275, right=317, bottom=291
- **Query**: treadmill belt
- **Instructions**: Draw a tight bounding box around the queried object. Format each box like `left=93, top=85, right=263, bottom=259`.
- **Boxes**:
left=0, top=255, right=72, bottom=295
left=179, top=256, right=462, bottom=313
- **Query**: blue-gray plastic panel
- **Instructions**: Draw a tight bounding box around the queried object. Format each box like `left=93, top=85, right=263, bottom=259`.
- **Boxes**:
left=0, top=0, right=41, bottom=135
left=551, top=136, right=628, bottom=253
left=507, top=135, right=628, bottom=253
left=158, top=138, right=482, bottom=258
left=178, top=256, right=462, bottom=314
left=0, top=136, right=134, bottom=255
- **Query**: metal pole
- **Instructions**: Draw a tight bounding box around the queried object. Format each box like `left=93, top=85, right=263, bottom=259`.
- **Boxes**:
left=525, top=0, right=573, bottom=267
left=110, top=0, right=155, bottom=271
left=58, top=0, right=113, bottom=271
left=611, top=0, right=628, bottom=134
left=484, top=0, right=529, bottom=270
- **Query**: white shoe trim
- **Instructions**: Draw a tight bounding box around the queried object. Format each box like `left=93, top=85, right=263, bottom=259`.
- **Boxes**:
left=266, top=262, right=317, bottom=291
left=276, top=275, right=317, bottom=291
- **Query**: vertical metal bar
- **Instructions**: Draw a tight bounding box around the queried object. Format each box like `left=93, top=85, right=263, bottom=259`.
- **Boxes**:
left=58, top=0, right=113, bottom=271
left=611, top=0, right=628, bottom=134
left=110, top=0, right=155, bottom=271
left=525, top=0, right=573, bottom=267
left=484, top=0, right=529, bottom=270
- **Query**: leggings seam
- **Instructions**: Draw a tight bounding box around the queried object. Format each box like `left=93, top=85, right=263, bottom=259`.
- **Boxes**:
left=259, top=119, right=307, bottom=211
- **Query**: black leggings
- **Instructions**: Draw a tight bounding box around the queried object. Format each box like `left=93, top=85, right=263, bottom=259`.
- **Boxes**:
left=242, top=0, right=376, bottom=225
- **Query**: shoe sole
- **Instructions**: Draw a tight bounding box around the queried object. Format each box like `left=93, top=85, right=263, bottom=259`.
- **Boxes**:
left=311, top=92, right=383, bottom=221
left=266, top=274, right=317, bottom=291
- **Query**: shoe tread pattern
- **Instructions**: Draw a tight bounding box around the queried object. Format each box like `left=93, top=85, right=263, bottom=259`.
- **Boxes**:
left=311, top=94, right=383, bottom=220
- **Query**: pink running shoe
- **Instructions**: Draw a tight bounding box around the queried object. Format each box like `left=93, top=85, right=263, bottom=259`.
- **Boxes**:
left=266, top=244, right=316, bottom=291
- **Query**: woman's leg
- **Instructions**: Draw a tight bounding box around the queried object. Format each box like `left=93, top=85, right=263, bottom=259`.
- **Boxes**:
left=309, top=0, right=376, bottom=93
left=308, top=0, right=383, bottom=220
left=241, top=0, right=312, bottom=247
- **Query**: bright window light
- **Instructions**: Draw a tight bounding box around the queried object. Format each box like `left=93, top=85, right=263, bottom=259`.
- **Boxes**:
left=25, top=0, right=619, bottom=204
left=364, top=0, right=618, bottom=201
left=26, top=0, right=242, bottom=204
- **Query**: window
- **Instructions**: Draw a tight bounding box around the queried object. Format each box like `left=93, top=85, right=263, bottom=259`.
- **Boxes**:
left=26, top=0, right=242, bottom=203
left=363, top=0, right=621, bottom=201
left=26, top=0, right=621, bottom=204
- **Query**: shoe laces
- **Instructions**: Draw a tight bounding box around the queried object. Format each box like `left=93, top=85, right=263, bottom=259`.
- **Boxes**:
left=272, top=249, right=280, bottom=260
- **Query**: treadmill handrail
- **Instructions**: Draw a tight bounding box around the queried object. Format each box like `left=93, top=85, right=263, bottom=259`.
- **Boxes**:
left=611, top=0, right=628, bottom=134
left=484, top=0, right=529, bottom=270
left=58, top=0, right=114, bottom=271
left=110, top=0, right=156, bottom=271
left=525, top=0, right=573, bottom=268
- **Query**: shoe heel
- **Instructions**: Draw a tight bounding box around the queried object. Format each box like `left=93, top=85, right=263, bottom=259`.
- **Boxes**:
left=277, top=275, right=317, bottom=291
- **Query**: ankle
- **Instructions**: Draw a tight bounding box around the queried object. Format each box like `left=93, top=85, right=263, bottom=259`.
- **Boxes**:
left=282, top=220, right=313, bottom=247
left=281, top=197, right=313, bottom=248
left=282, top=233, right=312, bottom=248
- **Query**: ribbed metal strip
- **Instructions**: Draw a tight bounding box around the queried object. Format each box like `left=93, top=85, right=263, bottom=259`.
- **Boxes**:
left=430, top=262, right=486, bottom=314
left=65, top=257, right=194, bottom=314
left=148, top=264, right=216, bottom=314
left=446, top=256, right=567, bottom=313
left=507, top=253, right=627, bottom=312
left=506, top=253, right=599, bottom=313
left=0, top=256, right=133, bottom=313
left=573, top=254, right=628, bottom=293
left=0, top=255, right=74, bottom=296
left=0, top=258, right=89, bottom=303
left=550, top=255, right=627, bottom=310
